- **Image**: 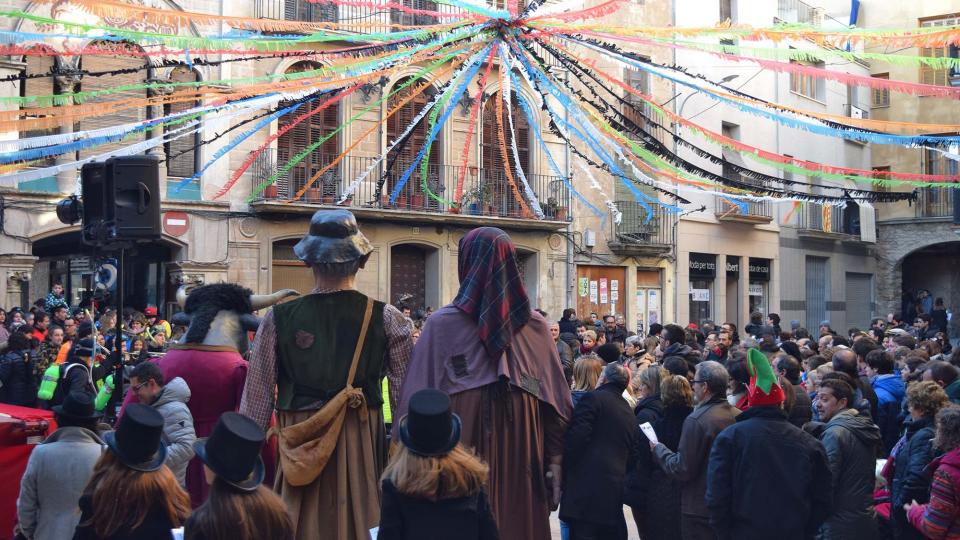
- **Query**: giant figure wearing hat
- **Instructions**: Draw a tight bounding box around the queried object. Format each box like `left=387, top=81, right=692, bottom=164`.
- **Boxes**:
left=240, top=209, right=413, bottom=540
left=119, top=277, right=297, bottom=507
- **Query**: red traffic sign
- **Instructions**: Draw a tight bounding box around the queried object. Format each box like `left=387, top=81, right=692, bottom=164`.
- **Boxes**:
left=162, top=211, right=189, bottom=237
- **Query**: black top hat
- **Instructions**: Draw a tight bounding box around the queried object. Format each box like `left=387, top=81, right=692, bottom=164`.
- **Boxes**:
left=398, top=389, right=461, bottom=457
left=193, top=412, right=265, bottom=492
left=104, top=404, right=167, bottom=472
left=294, top=209, right=373, bottom=266
left=52, top=391, right=101, bottom=422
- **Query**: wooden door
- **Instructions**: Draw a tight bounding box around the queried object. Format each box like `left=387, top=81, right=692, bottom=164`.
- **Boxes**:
left=481, top=91, right=529, bottom=216
left=576, top=265, right=627, bottom=322
left=277, top=62, right=340, bottom=198
left=386, top=78, right=438, bottom=205
left=390, top=244, right=426, bottom=311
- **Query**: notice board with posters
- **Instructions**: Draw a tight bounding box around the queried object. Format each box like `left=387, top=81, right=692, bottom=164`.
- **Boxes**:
left=576, top=265, right=627, bottom=321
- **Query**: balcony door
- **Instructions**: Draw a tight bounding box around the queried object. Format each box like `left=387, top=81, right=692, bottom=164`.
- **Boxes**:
left=385, top=78, right=439, bottom=208
left=277, top=62, right=340, bottom=199
left=481, top=91, right=530, bottom=217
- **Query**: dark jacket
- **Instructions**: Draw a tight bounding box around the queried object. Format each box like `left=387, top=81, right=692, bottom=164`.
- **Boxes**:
left=706, top=406, right=833, bottom=540
left=891, top=415, right=938, bottom=540
left=558, top=319, right=578, bottom=336
left=377, top=479, right=498, bottom=540
left=623, top=394, right=664, bottom=509
left=560, top=383, right=641, bottom=528
left=872, top=374, right=906, bottom=454
left=641, top=404, right=693, bottom=540
left=806, top=409, right=881, bottom=539
left=857, top=376, right=879, bottom=421
left=788, top=382, right=813, bottom=428
left=931, top=309, right=949, bottom=334
left=604, top=326, right=628, bottom=345
left=73, top=493, right=182, bottom=540
left=945, top=379, right=960, bottom=406
left=653, top=395, right=739, bottom=518
left=0, top=348, right=37, bottom=407
left=663, top=342, right=701, bottom=366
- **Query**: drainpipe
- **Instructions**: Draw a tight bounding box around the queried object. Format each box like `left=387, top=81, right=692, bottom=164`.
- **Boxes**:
left=565, top=68, right=574, bottom=309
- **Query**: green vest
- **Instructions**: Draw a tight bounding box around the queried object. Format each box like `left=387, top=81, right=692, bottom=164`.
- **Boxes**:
left=273, top=290, right=387, bottom=411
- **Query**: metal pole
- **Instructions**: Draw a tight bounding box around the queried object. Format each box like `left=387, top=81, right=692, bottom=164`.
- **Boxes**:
left=107, top=247, right=124, bottom=422
left=564, top=68, right=574, bottom=310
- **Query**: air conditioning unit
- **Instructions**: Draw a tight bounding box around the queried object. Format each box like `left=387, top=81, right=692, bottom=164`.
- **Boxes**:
left=848, top=105, right=865, bottom=119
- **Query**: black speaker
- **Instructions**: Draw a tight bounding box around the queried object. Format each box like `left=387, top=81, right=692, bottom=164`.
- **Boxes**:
left=80, top=162, right=108, bottom=246
left=105, top=156, right=161, bottom=242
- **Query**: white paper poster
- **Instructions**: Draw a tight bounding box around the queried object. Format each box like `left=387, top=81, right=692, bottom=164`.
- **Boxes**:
left=599, top=278, right=608, bottom=305
left=648, top=289, right=659, bottom=325
left=611, top=279, right=619, bottom=302
left=748, top=283, right=763, bottom=296
left=589, top=280, right=598, bottom=303
left=691, top=289, right=710, bottom=302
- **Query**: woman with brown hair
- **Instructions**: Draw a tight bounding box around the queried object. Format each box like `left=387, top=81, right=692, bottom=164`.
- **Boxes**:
left=185, top=412, right=292, bottom=540
left=73, top=403, right=191, bottom=540
left=378, top=389, right=497, bottom=539
left=571, top=355, right=603, bottom=408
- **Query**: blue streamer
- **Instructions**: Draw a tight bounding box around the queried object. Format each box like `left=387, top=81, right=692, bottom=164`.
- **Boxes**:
left=507, top=68, right=604, bottom=219
left=184, top=48, right=193, bottom=69
left=389, top=42, right=495, bottom=202
left=172, top=102, right=305, bottom=194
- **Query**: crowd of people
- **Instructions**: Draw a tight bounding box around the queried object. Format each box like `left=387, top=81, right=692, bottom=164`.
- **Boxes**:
left=3, top=209, right=960, bottom=540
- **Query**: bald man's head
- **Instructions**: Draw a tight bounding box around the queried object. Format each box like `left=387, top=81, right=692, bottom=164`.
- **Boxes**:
left=832, top=349, right=859, bottom=378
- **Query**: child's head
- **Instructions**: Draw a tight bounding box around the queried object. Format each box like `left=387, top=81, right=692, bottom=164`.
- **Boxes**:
left=384, top=389, right=489, bottom=501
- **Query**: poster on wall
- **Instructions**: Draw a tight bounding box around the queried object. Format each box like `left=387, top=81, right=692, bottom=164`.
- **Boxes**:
left=648, top=290, right=659, bottom=325
left=691, top=289, right=710, bottom=302
left=578, top=277, right=589, bottom=297
left=748, top=283, right=764, bottom=296
left=599, top=278, right=608, bottom=305
left=589, top=281, right=598, bottom=303
left=611, top=280, right=619, bottom=302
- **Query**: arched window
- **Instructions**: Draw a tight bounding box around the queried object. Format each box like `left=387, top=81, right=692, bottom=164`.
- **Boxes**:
left=164, top=65, right=201, bottom=180
left=78, top=41, right=149, bottom=159
left=276, top=61, right=340, bottom=199
left=385, top=77, right=439, bottom=209
left=481, top=91, right=530, bottom=216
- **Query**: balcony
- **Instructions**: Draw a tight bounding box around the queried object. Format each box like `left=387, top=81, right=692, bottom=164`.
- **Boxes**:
left=608, top=202, right=676, bottom=257
left=255, top=0, right=462, bottom=34
left=250, top=149, right=572, bottom=230
left=916, top=187, right=955, bottom=219
left=714, top=197, right=774, bottom=224
left=797, top=202, right=862, bottom=239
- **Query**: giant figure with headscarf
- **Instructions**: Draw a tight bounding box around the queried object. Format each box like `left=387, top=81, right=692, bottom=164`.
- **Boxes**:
left=396, top=227, right=573, bottom=540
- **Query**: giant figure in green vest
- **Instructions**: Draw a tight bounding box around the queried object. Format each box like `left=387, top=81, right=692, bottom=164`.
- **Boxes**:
left=240, top=209, right=413, bottom=540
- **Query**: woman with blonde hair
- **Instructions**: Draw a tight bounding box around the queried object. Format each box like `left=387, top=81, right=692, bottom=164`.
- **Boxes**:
left=185, top=412, right=293, bottom=540
left=579, top=330, right=598, bottom=357
left=571, top=355, right=603, bottom=407
left=378, top=389, right=497, bottom=539
left=74, top=404, right=191, bottom=539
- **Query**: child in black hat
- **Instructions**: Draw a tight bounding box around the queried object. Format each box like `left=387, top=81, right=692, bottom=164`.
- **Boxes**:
left=184, top=412, right=293, bottom=540
left=378, top=389, right=498, bottom=540
left=74, top=403, right=191, bottom=540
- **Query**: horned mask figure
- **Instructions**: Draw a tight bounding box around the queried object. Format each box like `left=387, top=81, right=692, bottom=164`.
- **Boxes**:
left=171, top=283, right=298, bottom=354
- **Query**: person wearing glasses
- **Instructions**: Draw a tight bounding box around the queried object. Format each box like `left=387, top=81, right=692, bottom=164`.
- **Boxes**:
left=650, top=361, right=739, bottom=540
left=128, top=361, right=196, bottom=487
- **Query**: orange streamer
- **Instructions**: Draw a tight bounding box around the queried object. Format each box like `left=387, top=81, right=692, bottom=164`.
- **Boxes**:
left=494, top=67, right=532, bottom=217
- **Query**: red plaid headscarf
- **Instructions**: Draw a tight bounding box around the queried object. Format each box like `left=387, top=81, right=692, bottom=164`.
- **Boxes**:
left=453, top=227, right=531, bottom=358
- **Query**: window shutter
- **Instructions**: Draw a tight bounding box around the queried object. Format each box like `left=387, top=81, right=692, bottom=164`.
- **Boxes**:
left=22, top=51, right=58, bottom=166
left=164, top=65, right=200, bottom=178
left=386, top=78, right=436, bottom=195
left=78, top=42, right=148, bottom=159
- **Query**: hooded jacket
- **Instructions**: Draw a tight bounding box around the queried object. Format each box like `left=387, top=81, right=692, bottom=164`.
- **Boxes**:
left=892, top=415, right=938, bottom=540
left=807, top=409, right=881, bottom=539
left=872, top=374, right=906, bottom=454
left=148, top=377, right=196, bottom=486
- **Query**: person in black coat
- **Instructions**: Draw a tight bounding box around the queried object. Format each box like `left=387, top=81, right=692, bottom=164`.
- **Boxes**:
left=623, top=366, right=665, bottom=532
left=378, top=389, right=498, bottom=540
left=560, top=363, right=641, bottom=540
left=890, top=380, right=950, bottom=540
left=0, top=330, right=38, bottom=407
left=706, top=350, right=833, bottom=540
left=636, top=375, right=694, bottom=540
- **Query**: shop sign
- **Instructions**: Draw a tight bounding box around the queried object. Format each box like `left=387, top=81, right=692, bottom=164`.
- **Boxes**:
left=748, top=283, right=764, bottom=296
left=726, top=257, right=740, bottom=276
left=748, top=258, right=771, bottom=281
left=689, top=253, right=717, bottom=278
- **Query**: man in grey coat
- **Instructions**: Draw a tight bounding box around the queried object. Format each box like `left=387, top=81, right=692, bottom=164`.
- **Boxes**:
left=17, top=391, right=104, bottom=540
left=651, top=360, right=739, bottom=540
left=129, top=361, right=196, bottom=486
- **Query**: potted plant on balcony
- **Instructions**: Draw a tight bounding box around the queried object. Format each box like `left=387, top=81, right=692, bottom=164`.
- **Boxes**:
left=464, top=184, right=490, bottom=216
left=544, top=197, right=567, bottom=220
left=303, top=185, right=322, bottom=202
left=264, top=184, right=279, bottom=199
